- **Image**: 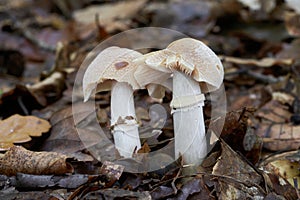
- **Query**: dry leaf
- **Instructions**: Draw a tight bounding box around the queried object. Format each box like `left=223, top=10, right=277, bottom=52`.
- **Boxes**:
left=40, top=102, right=99, bottom=162
left=0, top=114, right=51, bottom=150
left=220, top=55, right=293, bottom=67
left=257, top=123, right=300, bottom=151
left=285, top=12, right=300, bottom=37
left=73, top=0, right=147, bottom=33
left=99, top=161, right=124, bottom=187
left=256, top=100, right=292, bottom=123
left=259, top=150, right=300, bottom=187
left=212, top=141, right=264, bottom=199
left=285, top=0, right=300, bottom=14
left=0, top=146, right=73, bottom=176
left=27, top=71, right=66, bottom=106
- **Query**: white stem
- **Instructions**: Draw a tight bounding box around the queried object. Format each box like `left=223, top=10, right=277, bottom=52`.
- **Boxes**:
left=172, top=71, right=206, bottom=166
left=111, top=82, right=141, bottom=158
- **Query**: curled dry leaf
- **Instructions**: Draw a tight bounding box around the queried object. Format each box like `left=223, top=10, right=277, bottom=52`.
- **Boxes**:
left=27, top=71, right=66, bottom=106
left=0, top=146, right=73, bottom=176
left=220, top=55, right=294, bottom=67
left=73, top=0, right=147, bottom=33
left=259, top=150, right=300, bottom=187
left=0, top=114, right=51, bottom=150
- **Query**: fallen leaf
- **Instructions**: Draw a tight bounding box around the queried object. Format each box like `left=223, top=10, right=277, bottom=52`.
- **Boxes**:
left=0, top=146, right=73, bottom=176
left=0, top=49, right=25, bottom=77
left=0, top=173, right=95, bottom=189
left=82, top=189, right=151, bottom=199
left=73, top=0, right=147, bottom=33
left=261, top=172, right=297, bottom=199
left=0, top=114, right=51, bottom=150
left=213, top=141, right=262, bottom=184
left=285, top=0, right=300, bottom=14
left=27, top=71, right=66, bottom=106
left=40, top=102, right=99, bottom=162
left=276, top=39, right=300, bottom=63
left=99, top=161, right=124, bottom=187
left=212, top=141, right=265, bottom=199
left=147, top=0, right=217, bottom=37
left=257, top=123, right=300, bottom=151
left=256, top=99, right=292, bottom=123
left=285, top=12, right=300, bottom=37
left=259, top=150, right=300, bottom=187
left=137, top=143, right=151, bottom=154
left=210, top=108, right=262, bottom=164
left=220, top=55, right=293, bottom=67
left=168, top=177, right=213, bottom=200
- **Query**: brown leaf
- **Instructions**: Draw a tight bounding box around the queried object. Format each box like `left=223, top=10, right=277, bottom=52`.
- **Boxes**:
left=0, top=146, right=73, bottom=176
left=210, top=108, right=262, bottom=164
left=169, top=177, right=213, bottom=200
left=212, top=141, right=265, bottom=199
left=137, top=143, right=151, bottom=154
left=73, top=0, right=147, bottom=33
left=40, top=103, right=99, bottom=161
left=256, top=123, right=300, bottom=151
left=99, top=161, right=124, bottom=187
left=27, top=71, right=66, bottom=106
left=259, top=150, right=300, bottom=187
left=262, top=172, right=297, bottom=200
left=220, top=55, right=293, bottom=67
left=0, top=114, right=51, bottom=150
left=256, top=99, right=292, bottom=123
left=285, top=12, right=300, bottom=37
left=213, top=141, right=262, bottom=184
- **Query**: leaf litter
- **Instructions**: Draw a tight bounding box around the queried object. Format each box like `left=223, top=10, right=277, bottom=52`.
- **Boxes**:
left=0, top=0, right=300, bottom=199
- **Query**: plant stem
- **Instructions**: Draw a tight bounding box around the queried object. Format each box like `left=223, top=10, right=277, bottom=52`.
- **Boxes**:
left=111, top=82, right=141, bottom=158
left=172, top=71, right=206, bottom=166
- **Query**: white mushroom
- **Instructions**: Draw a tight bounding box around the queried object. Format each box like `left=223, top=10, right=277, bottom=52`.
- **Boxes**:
left=135, top=38, right=224, bottom=166
left=83, top=46, right=142, bottom=158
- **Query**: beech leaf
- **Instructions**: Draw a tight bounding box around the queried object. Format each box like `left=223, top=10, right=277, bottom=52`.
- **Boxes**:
left=0, top=114, right=51, bottom=150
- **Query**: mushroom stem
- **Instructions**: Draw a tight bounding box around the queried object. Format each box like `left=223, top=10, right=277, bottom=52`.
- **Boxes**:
left=111, top=82, right=141, bottom=158
left=172, top=71, right=207, bottom=166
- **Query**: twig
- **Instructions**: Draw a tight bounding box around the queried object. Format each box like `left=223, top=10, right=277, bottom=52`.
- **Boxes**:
left=246, top=70, right=280, bottom=84
left=19, top=24, right=56, bottom=52
left=17, top=96, right=29, bottom=115
left=225, top=68, right=282, bottom=84
left=293, top=178, right=300, bottom=199
left=9, top=15, right=56, bottom=52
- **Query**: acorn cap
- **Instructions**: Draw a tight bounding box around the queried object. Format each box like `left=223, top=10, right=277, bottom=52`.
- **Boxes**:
left=83, top=46, right=141, bottom=101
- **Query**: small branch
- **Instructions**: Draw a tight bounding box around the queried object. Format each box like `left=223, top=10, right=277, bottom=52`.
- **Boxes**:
left=225, top=68, right=282, bottom=84
left=19, top=25, right=56, bottom=52
left=10, top=16, right=56, bottom=52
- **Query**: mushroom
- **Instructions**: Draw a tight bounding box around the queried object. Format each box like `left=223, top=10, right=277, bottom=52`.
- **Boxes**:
left=134, top=38, right=224, bottom=165
left=82, top=46, right=142, bottom=158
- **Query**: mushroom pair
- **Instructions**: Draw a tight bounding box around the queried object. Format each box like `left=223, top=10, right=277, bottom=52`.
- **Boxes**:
left=83, top=38, right=224, bottom=166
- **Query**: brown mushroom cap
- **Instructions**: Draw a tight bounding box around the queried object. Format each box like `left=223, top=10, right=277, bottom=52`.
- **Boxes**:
left=135, top=38, right=224, bottom=93
left=83, top=46, right=141, bottom=101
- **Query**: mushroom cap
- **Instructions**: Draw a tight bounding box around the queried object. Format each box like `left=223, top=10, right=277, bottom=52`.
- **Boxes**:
left=83, top=46, right=141, bottom=101
left=167, top=38, right=224, bottom=93
left=135, top=38, right=224, bottom=93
